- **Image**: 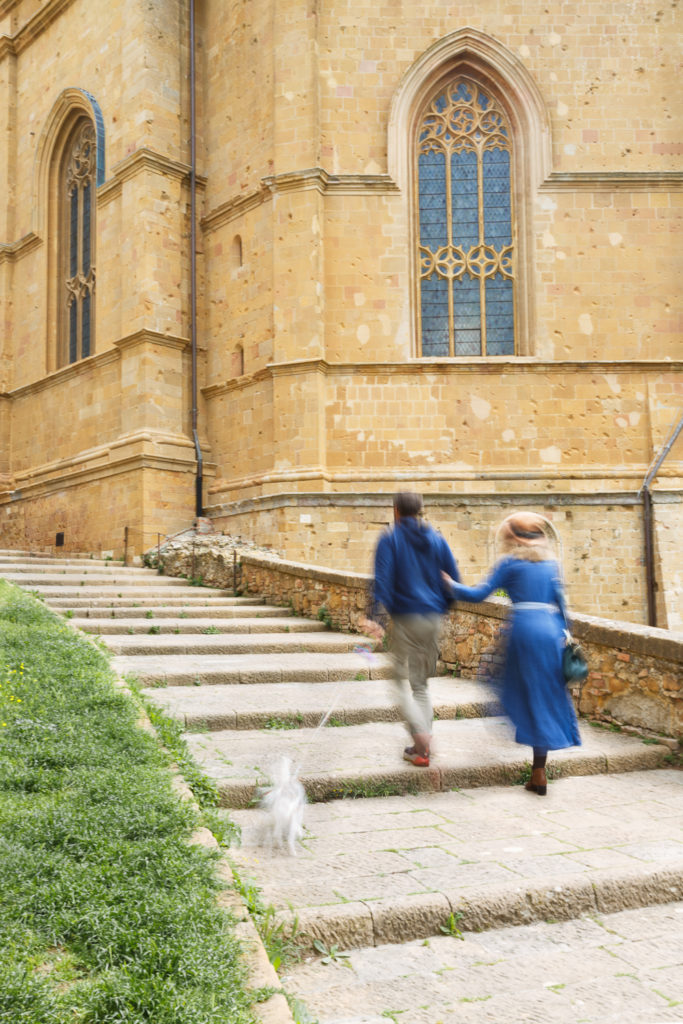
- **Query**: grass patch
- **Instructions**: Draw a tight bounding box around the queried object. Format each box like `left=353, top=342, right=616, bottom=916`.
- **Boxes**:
left=0, top=580, right=255, bottom=1023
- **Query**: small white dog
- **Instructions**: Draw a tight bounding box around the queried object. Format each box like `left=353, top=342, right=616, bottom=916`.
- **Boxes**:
left=259, top=756, right=306, bottom=856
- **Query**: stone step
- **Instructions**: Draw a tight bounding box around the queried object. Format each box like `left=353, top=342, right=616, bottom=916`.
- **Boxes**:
left=0, top=552, right=114, bottom=564
left=113, top=650, right=394, bottom=687
left=0, top=562, right=152, bottom=575
left=43, top=595, right=265, bottom=609
left=3, top=574, right=193, bottom=588
left=144, top=677, right=501, bottom=731
left=100, top=631, right=367, bottom=657
left=185, top=718, right=671, bottom=809
left=226, top=769, right=683, bottom=952
left=284, top=900, right=683, bottom=1024
left=19, top=584, right=237, bottom=598
left=73, top=616, right=322, bottom=634
left=66, top=604, right=289, bottom=619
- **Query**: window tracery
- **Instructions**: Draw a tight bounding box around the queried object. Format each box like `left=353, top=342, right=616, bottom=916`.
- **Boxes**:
left=60, top=118, right=96, bottom=364
left=417, top=78, right=514, bottom=357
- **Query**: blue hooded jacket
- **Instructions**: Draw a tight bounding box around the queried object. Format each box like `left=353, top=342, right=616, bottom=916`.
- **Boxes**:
left=372, top=516, right=460, bottom=617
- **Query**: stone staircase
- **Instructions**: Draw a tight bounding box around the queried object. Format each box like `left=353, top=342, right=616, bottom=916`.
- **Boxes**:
left=3, top=551, right=681, bottom=1021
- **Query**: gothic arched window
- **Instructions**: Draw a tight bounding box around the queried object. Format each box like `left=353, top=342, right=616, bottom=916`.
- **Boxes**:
left=417, top=78, right=514, bottom=357
left=60, top=118, right=97, bottom=365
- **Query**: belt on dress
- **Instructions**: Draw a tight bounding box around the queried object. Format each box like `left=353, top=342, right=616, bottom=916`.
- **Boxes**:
left=512, top=602, right=559, bottom=612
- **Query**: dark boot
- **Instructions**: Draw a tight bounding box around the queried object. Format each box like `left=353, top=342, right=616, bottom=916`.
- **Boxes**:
left=525, top=749, right=547, bottom=796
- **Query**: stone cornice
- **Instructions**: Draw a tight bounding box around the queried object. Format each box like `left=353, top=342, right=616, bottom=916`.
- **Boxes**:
left=207, top=465, right=682, bottom=495
left=200, top=166, right=683, bottom=235
left=201, top=167, right=400, bottom=234
left=0, top=34, right=16, bottom=60
left=97, top=148, right=206, bottom=205
left=202, top=356, right=682, bottom=398
left=206, top=485, right=681, bottom=519
left=3, top=0, right=76, bottom=54
left=0, top=231, right=41, bottom=264
left=540, top=171, right=683, bottom=192
left=4, top=443, right=202, bottom=501
left=262, top=167, right=400, bottom=197
left=7, top=348, right=119, bottom=399
left=114, top=330, right=190, bottom=354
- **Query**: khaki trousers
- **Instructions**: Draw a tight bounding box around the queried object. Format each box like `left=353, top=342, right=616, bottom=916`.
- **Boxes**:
left=390, top=613, right=442, bottom=739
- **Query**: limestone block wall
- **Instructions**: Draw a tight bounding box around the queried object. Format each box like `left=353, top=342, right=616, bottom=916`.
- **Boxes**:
left=166, top=549, right=681, bottom=740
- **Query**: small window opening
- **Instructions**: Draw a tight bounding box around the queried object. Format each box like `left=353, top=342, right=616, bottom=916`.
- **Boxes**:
left=232, top=234, right=243, bottom=268
left=55, top=532, right=65, bottom=547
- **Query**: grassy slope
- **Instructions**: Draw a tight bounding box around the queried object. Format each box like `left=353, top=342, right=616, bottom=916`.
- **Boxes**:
left=0, top=580, right=255, bottom=1024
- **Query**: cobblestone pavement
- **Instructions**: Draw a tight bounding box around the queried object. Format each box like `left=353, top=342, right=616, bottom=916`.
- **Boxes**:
left=283, top=901, right=683, bottom=1024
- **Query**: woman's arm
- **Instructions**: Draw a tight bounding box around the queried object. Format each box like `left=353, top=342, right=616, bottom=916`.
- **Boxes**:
left=442, top=561, right=507, bottom=604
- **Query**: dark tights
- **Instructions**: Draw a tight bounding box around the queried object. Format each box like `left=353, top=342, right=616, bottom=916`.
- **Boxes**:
left=532, top=747, right=547, bottom=772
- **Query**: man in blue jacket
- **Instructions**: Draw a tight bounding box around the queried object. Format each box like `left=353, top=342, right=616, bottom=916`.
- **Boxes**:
left=362, top=491, right=460, bottom=767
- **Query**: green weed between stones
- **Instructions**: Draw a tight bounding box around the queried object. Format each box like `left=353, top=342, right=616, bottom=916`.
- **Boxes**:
left=0, top=580, right=255, bottom=1024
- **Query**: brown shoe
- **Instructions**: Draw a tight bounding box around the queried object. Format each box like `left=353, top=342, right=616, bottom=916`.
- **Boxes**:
left=525, top=768, right=547, bottom=796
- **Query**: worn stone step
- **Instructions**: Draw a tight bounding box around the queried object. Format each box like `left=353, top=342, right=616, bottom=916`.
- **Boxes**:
left=144, top=677, right=501, bottom=731
left=4, top=574, right=193, bottom=588
left=113, top=650, right=393, bottom=687
left=0, top=563, right=152, bottom=576
left=0, top=552, right=115, bottom=565
left=184, top=718, right=671, bottom=809
left=43, top=595, right=264, bottom=609
left=74, top=616, right=321, bottom=635
left=21, top=584, right=237, bottom=598
left=100, top=631, right=366, bottom=656
left=66, top=604, right=289, bottom=619
left=225, top=770, right=683, bottom=953
left=284, top=901, right=683, bottom=1024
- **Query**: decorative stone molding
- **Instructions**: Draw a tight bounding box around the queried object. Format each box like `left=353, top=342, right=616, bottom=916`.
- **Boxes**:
left=0, top=232, right=41, bottom=264
left=540, top=171, right=683, bottom=193
left=2, top=0, right=77, bottom=54
left=202, top=167, right=399, bottom=235
left=388, top=28, right=552, bottom=192
left=7, top=347, right=119, bottom=398
left=114, top=330, right=190, bottom=354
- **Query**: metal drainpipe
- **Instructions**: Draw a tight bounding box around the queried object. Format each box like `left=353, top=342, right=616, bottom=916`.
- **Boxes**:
left=638, top=412, right=683, bottom=628
left=190, top=0, right=203, bottom=518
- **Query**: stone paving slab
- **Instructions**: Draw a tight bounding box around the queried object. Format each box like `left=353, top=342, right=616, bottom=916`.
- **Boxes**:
left=187, top=718, right=670, bottom=807
left=75, top=616, right=326, bottom=634
left=144, top=677, right=501, bottom=730
left=114, top=650, right=394, bottom=687
left=282, top=901, right=683, bottom=1024
left=227, top=771, right=683, bottom=951
left=101, top=631, right=366, bottom=656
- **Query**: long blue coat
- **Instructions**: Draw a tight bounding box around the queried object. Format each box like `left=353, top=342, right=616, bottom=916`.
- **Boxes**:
left=449, top=557, right=581, bottom=751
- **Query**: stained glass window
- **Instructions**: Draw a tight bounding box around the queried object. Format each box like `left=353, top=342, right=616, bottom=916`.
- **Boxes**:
left=61, top=119, right=96, bottom=365
left=417, top=78, right=514, bottom=356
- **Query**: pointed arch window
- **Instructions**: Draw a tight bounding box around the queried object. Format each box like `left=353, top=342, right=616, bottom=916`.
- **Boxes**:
left=60, top=118, right=97, bottom=365
left=417, top=78, right=515, bottom=357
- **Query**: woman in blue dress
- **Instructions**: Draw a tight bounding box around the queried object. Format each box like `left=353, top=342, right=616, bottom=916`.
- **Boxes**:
left=442, top=512, right=581, bottom=796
